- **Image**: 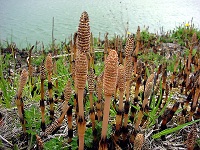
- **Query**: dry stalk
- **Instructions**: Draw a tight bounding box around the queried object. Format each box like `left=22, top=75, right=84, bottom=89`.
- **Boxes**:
left=135, top=74, right=154, bottom=131
left=160, top=102, right=180, bottom=140
left=104, top=33, right=109, bottom=61
left=188, top=32, right=197, bottom=71
left=188, top=76, right=200, bottom=121
left=170, top=57, right=179, bottom=89
left=67, top=106, right=73, bottom=143
left=90, top=33, right=94, bottom=68
left=134, top=26, right=140, bottom=75
left=130, top=75, right=141, bottom=123
left=36, top=134, right=43, bottom=150
left=134, top=108, right=143, bottom=131
left=142, top=73, right=154, bottom=110
left=53, top=61, right=59, bottom=103
left=194, top=103, right=200, bottom=119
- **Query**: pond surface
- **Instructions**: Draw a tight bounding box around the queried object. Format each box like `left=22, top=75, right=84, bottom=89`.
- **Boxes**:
left=0, top=0, right=200, bottom=48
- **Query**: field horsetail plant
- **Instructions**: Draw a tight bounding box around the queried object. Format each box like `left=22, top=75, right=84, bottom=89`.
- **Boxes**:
left=45, top=53, right=54, bottom=121
left=40, top=64, right=46, bottom=132
left=1, top=11, right=200, bottom=150
left=76, top=10, right=90, bottom=150
left=123, top=35, right=134, bottom=141
left=15, top=69, right=28, bottom=133
left=99, top=50, right=118, bottom=150
left=114, top=64, right=125, bottom=142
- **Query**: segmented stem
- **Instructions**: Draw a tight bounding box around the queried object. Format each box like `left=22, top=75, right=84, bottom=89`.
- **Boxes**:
left=15, top=69, right=28, bottom=133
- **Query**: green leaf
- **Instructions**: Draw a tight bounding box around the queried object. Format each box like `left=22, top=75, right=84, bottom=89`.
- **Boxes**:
left=44, top=137, right=63, bottom=150
left=85, top=128, right=93, bottom=148
left=152, top=119, right=200, bottom=139
left=70, top=137, right=78, bottom=150
left=196, top=138, right=200, bottom=147
left=145, top=66, right=150, bottom=77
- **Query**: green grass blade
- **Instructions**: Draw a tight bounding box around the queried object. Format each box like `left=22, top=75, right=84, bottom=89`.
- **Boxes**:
left=152, top=119, right=200, bottom=139
left=145, top=66, right=150, bottom=77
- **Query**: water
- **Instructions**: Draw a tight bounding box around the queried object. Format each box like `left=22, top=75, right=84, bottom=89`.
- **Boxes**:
left=0, top=0, right=200, bottom=48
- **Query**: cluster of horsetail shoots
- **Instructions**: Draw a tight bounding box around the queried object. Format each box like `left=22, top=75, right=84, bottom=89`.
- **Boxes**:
left=11, top=11, right=200, bottom=150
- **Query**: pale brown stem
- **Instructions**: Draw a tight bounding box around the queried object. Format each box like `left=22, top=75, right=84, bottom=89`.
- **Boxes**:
left=16, top=99, right=26, bottom=132
left=142, top=98, right=148, bottom=109
left=126, top=80, right=130, bottom=101
left=123, top=114, right=129, bottom=127
left=119, top=91, right=124, bottom=111
left=135, top=110, right=143, bottom=131
left=116, top=115, right=122, bottom=131
left=78, top=89, right=84, bottom=118
left=89, top=92, right=95, bottom=130
left=101, top=95, right=111, bottom=140
left=119, top=51, right=123, bottom=64
left=79, top=135, right=85, bottom=150
left=135, top=41, right=140, bottom=56
left=58, top=105, right=69, bottom=123
left=89, top=92, right=93, bottom=108
left=78, top=88, right=85, bottom=150
left=188, top=49, right=192, bottom=71
left=134, top=56, right=137, bottom=75
left=189, top=87, right=200, bottom=121
left=48, top=72, right=54, bottom=120
left=192, top=88, right=199, bottom=109
left=96, top=100, right=102, bottom=121
left=78, top=118, right=86, bottom=150
left=40, top=80, right=45, bottom=124
left=114, top=88, right=117, bottom=101
left=135, top=86, right=140, bottom=98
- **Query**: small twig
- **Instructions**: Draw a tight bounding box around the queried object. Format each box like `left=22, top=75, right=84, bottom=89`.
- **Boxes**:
left=0, top=134, right=13, bottom=147
left=145, top=129, right=159, bottom=140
